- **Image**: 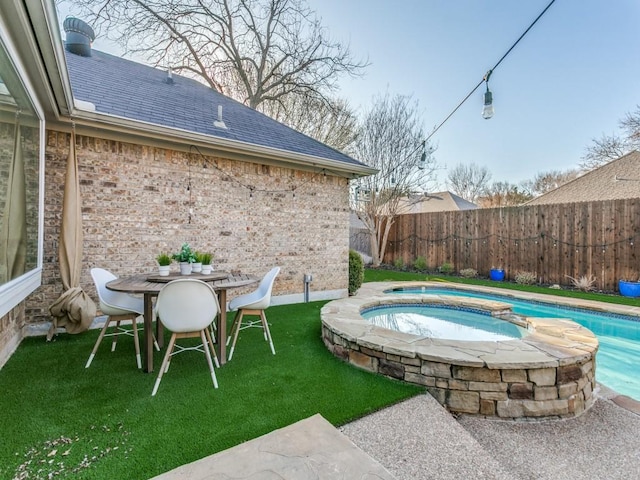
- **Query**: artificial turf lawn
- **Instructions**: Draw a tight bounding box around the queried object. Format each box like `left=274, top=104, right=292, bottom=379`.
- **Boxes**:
left=364, top=268, right=640, bottom=307
left=0, top=301, right=422, bottom=479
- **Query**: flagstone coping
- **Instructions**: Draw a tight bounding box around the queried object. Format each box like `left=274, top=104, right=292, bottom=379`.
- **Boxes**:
left=321, top=282, right=609, bottom=419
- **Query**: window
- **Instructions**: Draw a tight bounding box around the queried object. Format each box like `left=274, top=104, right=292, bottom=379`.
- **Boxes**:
left=0, top=32, right=44, bottom=317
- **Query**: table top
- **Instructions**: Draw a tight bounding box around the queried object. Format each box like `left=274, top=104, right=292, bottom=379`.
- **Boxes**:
left=106, top=272, right=258, bottom=294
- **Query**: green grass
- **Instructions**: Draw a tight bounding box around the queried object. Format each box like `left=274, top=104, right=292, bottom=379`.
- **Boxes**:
left=364, top=268, right=640, bottom=307
left=5, top=269, right=634, bottom=479
left=0, top=301, right=422, bottom=479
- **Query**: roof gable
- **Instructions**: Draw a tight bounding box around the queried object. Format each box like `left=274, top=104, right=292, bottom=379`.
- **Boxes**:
left=527, top=151, right=640, bottom=205
left=64, top=49, right=365, bottom=169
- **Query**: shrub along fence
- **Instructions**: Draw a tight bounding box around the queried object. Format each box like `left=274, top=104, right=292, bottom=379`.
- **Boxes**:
left=383, top=198, right=640, bottom=291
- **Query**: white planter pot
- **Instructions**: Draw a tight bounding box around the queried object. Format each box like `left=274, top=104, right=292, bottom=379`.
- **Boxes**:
left=201, top=264, right=213, bottom=275
left=192, top=262, right=202, bottom=273
left=179, top=262, right=192, bottom=275
left=158, top=265, right=171, bottom=277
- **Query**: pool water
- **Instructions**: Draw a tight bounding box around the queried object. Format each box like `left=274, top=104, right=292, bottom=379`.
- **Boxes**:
left=391, top=287, right=640, bottom=401
left=361, top=305, right=528, bottom=341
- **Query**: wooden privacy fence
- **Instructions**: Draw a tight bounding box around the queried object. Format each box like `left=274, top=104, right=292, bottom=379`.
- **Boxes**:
left=383, top=198, right=640, bottom=291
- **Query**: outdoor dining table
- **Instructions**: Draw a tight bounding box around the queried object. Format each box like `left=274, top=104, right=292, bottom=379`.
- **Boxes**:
left=106, top=271, right=258, bottom=372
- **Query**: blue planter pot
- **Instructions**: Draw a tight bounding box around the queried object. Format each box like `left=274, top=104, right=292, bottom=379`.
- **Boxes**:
left=490, top=269, right=505, bottom=281
left=619, top=280, right=640, bottom=298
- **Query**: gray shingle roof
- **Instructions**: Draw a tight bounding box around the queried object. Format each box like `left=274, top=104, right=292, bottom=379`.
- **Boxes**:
left=64, top=49, right=365, bottom=168
left=526, top=151, right=640, bottom=205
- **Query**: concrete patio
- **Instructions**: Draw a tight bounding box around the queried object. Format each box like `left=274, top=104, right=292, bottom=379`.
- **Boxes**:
left=153, top=387, right=640, bottom=480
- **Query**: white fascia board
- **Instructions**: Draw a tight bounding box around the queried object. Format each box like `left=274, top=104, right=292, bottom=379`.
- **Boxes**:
left=64, top=109, right=379, bottom=178
left=25, top=0, right=75, bottom=118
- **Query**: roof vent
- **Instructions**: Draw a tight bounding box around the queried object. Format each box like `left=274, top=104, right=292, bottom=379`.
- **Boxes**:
left=165, top=68, right=174, bottom=85
left=63, top=17, right=96, bottom=57
left=213, top=105, right=227, bottom=129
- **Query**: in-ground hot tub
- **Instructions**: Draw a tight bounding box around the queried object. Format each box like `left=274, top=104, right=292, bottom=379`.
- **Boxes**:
left=321, top=282, right=599, bottom=420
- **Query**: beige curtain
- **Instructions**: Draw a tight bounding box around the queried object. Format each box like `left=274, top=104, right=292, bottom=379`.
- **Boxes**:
left=48, top=130, right=96, bottom=340
left=0, top=117, right=27, bottom=284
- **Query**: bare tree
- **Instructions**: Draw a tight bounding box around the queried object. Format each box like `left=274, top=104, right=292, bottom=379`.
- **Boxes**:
left=260, top=95, right=358, bottom=152
left=580, top=105, right=640, bottom=170
left=522, top=168, right=580, bottom=197
left=477, top=181, right=532, bottom=207
left=61, top=0, right=368, bottom=112
left=446, top=163, right=491, bottom=203
left=351, top=93, right=437, bottom=266
left=580, top=133, right=629, bottom=171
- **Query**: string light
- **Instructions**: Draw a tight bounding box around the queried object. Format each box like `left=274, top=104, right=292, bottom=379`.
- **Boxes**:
left=420, top=0, right=556, bottom=142
left=482, top=70, right=494, bottom=119
left=387, top=232, right=640, bottom=250
left=188, top=144, right=329, bottom=198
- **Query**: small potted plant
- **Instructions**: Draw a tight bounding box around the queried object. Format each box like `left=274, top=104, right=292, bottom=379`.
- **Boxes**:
left=156, top=253, right=172, bottom=276
left=172, top=242, right=196, bottom=275
left=619, top=275, right=640, bottom=298
left=490, top=266, right=505, bottom=281
left=199, top=252, right=213, bottom=274
left=191, top=251, right=203, bottom=273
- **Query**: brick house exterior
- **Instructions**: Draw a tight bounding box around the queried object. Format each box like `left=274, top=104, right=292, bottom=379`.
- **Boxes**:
left=32, top=131, right=351, bottom=324
left=0, top=2, right=375, bottom=366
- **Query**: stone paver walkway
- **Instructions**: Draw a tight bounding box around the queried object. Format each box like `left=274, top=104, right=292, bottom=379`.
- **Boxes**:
left=151, top=414, right=396, bottom=479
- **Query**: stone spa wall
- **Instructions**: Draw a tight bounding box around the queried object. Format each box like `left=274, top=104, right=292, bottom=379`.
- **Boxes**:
left=321, top=282, right=599, bottom=420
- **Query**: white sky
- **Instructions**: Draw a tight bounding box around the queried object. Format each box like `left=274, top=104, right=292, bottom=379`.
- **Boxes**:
left=57, top=0, right=640, bottom=188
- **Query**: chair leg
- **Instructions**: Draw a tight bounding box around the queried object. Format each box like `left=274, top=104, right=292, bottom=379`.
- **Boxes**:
left=152, top=333, right=177, bottom=396
left=228, top=310, right=245, bottom=361
left=209, top=323, right=216, bottom=344
left=201, top=330, right=219, bottom=389
left=131, top=315, right=142, bottom=369
left=226, top=312, right=239, bottom=346
left=204, top=327, right=220, bottom=368
left=111, top=320, right=121, bottom=351
left=260, top=311, right=276, bottom=355
left=85, top=316, right=113, bottom=368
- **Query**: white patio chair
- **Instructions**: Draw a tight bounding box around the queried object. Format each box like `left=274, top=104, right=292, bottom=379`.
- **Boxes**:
left=152, top=279, right=220, bottom=396
left=227, top=267, right=280, bottom=361
left=86, top=268, right=158, bottom=369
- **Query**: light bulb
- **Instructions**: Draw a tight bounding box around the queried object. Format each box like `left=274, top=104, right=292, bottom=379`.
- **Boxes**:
left=482, top=88, right=494, bottom=119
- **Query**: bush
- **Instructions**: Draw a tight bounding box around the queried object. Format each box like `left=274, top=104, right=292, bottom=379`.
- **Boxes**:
left=393, top=257, right=405, bottom=270
left=439, top=262, right=454, bottom=274
left=413, top=256, right=428, bottom=271
left=515, top=271, right=537, bottom=285
left=566, top=274, right=596, bottom=291
left=349, top=249, right=364, bottom=295
left=459, top=268, right=478, bottom=278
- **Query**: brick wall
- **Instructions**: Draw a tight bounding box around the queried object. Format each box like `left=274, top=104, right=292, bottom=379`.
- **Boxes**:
left=26, top=130, right=351, bottom=324
left=0, top=303, right=24, bottom=367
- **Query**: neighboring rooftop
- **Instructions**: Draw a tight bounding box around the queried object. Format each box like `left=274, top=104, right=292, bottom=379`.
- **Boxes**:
left=527, top=150, right=640, bottom=205
left=396, top=191, right=478, bottom=213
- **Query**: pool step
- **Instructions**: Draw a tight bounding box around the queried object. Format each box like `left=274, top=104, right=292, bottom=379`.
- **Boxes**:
left=341, top=393, right=512, bottom=480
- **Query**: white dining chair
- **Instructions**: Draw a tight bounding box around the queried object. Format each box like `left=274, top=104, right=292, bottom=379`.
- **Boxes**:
left=227, top=267, right=280, bottom=361
left=152, top=279, right=221, bottom=396
left=86, top=268, right=158, bottom=369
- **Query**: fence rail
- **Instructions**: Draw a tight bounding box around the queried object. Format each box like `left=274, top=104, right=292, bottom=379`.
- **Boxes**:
left=383, top=198, right=640, bottom=291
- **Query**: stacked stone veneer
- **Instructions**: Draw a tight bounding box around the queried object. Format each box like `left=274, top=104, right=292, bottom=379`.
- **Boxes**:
left=24, top=130, right=351, bottom=325
left=321, top=282, right=600, bottom=420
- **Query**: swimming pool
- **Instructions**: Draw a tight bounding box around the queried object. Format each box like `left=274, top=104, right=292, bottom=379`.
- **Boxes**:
left=361, top=304, right=528, bottom=341
left=389, top=286, right=640, bottom=401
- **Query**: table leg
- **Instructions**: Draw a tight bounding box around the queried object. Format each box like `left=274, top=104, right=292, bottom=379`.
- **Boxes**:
left=143, top=293, right=155, bottom=373
left=217, top=289, right=227, bottom=365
